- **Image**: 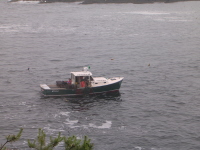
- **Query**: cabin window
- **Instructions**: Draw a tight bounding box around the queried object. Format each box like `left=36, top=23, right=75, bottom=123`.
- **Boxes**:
left=90, top=76, right=94, bottom=81
left=75, top=77, right=79, bottom=84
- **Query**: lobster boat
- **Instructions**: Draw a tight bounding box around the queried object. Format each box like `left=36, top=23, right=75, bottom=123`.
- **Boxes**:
left=40, top=67, right=124, bottom=97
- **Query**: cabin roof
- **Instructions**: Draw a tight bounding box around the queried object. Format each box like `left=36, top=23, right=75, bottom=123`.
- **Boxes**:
left=71, top=71, right=92, bottom=77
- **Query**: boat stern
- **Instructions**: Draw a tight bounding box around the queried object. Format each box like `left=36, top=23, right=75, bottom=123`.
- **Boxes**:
left=40, top=84, right=51, bottom=96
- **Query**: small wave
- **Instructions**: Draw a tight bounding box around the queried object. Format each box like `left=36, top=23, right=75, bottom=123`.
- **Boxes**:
left=134, top=147, right=142, bottom=150
left=19, top=102, right=27, bottom=105
left=59, top=111, right=70, bottom=116
left=43, top=126, right=65, bottom=133
left=89, top=120, right=112, bottom=129
left=49, top=59, right=62, bottom=62
left=63, top=118, right=79, bottom=128
left=10, top=0, right=40, bottom=4
left=168, top=19, right=192, bottom=22
left=123, top=11, right=170, bottom=15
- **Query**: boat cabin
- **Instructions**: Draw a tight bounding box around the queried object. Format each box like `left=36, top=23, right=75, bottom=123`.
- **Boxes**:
left=70, top=70, right=93, bottom=88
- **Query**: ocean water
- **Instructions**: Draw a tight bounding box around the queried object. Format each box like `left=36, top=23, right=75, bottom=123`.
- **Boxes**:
left=1, top=1, right=200, bottom=149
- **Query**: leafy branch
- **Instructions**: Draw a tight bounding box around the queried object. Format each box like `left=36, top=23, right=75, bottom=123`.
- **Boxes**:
left=64, top=135, right=93, bottom=150
left=1, top=128, right=93, bottom=150
left=27, top=128, right=63, bottom=150
left=0, top=128, right=23, bottom=150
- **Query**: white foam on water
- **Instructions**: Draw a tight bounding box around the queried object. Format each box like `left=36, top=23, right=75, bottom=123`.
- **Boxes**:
left=14, top=1, right=40, bottom=4
left=63, top=118, right=79, bottom=128
left=135, top=147, right=142, bottom=150
left=0, top=24, right=29, bottom=33
left=43, top=126, right=65, bottom=133
left=89, top=120, right=112, bottom=129
left=61, top=116, right=112, bottom=129
left=59, top=111, right=70, bottom=117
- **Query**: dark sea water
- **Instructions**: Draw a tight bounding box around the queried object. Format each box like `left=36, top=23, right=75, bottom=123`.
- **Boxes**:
left=1, top=1, right=200, bottom=149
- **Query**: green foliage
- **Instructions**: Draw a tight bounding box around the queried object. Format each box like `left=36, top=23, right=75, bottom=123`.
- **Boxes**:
left=27, top=128, right=63, bottom=150
left=64, top=136, right=93, bottom=150
left=1, top=128, right=93, bottom=150
left=0, top=128, right=23, bottom=150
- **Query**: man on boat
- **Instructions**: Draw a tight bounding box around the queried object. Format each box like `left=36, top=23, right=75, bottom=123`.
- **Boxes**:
left=67, top=78, right=72, bottom=85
